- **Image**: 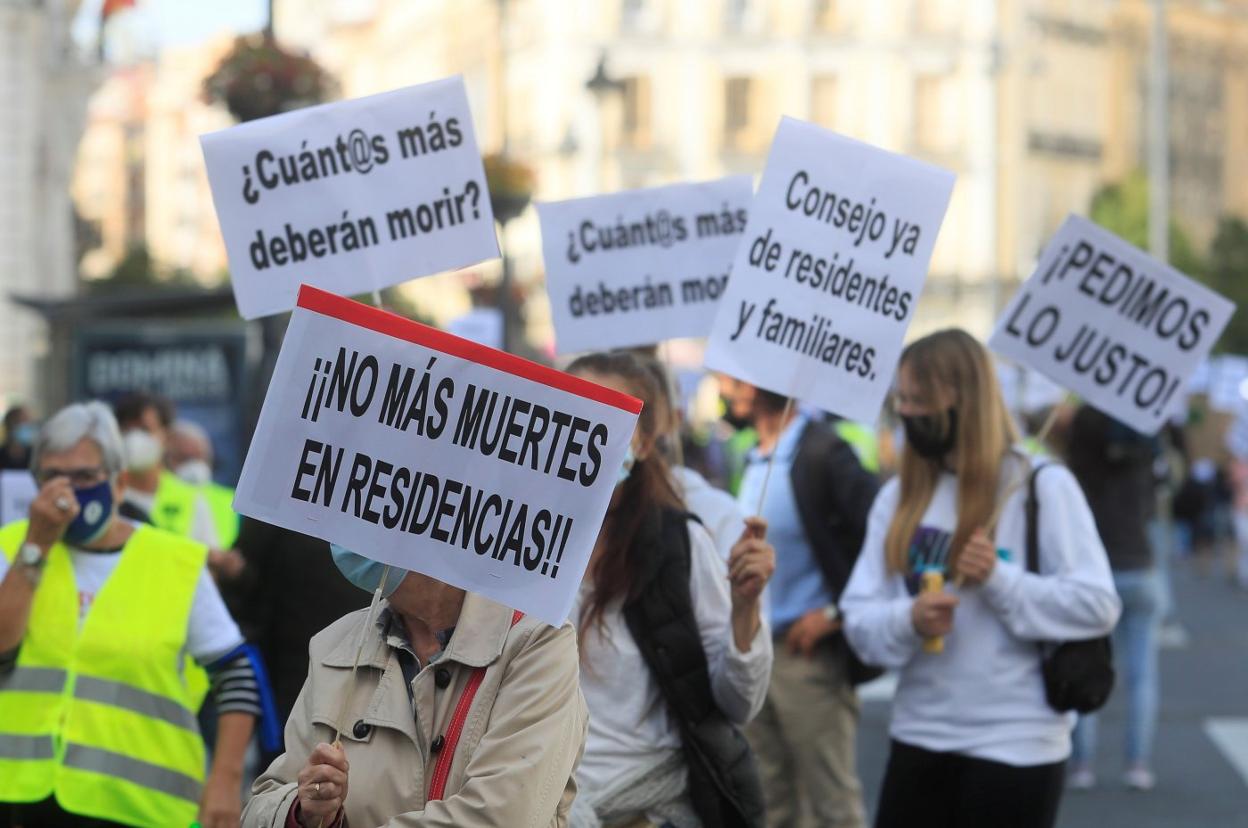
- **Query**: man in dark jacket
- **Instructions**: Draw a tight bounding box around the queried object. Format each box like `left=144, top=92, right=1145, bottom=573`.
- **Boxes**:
left=730, top=384, right=879, bottom=828
left=224, top=518, right=370, bottom=766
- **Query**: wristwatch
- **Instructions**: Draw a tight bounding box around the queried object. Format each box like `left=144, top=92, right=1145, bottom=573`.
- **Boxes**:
left=822, top=603, right=840, bottom=623
left=16, top=542, right=46, bottom=586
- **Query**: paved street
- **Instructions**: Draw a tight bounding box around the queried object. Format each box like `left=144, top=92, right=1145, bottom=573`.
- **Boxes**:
left=855, top=556, right=1248, bottom=827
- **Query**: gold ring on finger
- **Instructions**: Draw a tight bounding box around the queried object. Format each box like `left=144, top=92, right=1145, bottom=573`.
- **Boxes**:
left=55, top=497, right=71, bottom=512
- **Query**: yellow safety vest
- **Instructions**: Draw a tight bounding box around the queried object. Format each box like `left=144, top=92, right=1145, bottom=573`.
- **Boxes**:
left=0, top=521, right=207, bottom=828
left=150, top=471, right=198, bottom=538
left=145, top=471, right=213, bottom=712
left=834, top=420, right=881, bottom=474
left=201, top=483, right=239, bottom=549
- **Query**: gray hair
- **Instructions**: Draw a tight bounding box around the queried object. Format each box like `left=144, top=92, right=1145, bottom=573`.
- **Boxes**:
left=170, top=418, right=213, bottom=462
left=32, top=401, right=126, bottom=475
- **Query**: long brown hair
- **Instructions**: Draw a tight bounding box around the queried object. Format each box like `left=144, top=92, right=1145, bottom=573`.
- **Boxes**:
left=884, top=329, right=1019, bottom=574
left=566, top=351, right=684, bottom=638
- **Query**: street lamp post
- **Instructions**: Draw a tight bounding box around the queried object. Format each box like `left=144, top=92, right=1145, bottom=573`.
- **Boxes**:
left=585, top=52, right=625, bottom=193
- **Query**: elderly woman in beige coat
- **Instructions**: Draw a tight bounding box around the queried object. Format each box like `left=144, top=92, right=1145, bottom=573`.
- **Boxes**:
left=242, top=546, right=587, bottom=828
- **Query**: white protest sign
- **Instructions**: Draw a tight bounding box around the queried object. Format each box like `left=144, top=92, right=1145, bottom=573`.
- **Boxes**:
left=704, top=118, right=955, bottom=421
left=0, top=471, right=37, bottom=526
left=989, top=214, right=1235, bottom=435
left=200, top=77, right=499, bottom=320
left=537, top=177, right=753, bottom=353
left=234, top=285, right=641, bottom=625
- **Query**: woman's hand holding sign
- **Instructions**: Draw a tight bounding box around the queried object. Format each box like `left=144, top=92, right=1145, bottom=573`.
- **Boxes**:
left=729, top=516, right=775, bottom=652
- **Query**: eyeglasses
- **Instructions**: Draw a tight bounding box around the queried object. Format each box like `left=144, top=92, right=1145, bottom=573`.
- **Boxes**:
left=33, top=467, right=108, bottom=488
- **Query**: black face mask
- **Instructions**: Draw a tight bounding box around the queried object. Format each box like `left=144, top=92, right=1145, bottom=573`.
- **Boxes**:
left=902, top=408, right=958, bottom=459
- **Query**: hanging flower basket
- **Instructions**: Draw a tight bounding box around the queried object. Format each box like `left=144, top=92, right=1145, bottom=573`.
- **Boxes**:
left=483, top=153, right=535, bottom=223
left=202, top=35, right=338, bottom=123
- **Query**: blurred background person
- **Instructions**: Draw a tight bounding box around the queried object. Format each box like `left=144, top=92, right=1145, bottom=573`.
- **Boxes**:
left=0, top=406, right=35, bottom=472
left=0, top=402, right=258, bottom=828
left=167, top=418, right=241, bottom=550
left=1067, top=406, right=1165, bottom=792
left=113, top=392, right=200, bottom=536
left=727, top=381, right=880, bottom=828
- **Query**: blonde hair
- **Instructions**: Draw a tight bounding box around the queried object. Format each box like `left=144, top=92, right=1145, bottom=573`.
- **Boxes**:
left=884, top=329, right=1019, bottom=574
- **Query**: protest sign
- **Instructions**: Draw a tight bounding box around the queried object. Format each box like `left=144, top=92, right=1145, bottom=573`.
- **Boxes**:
left=233, top=285, right=641, bottom=626
left=704, top=118, right=955, bottom=422
left=538, top=177, right=753, bottom=353
left=200, top=77, right=498, bottom=320
left=0, top=471, right=37, bottom=527
left=989, top=214, right=1234, bottom=435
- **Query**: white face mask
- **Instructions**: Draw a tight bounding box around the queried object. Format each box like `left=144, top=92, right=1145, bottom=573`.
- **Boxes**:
left=122, top=429, right=163, bottom=472
left=175, top=459, right=212, bottom=486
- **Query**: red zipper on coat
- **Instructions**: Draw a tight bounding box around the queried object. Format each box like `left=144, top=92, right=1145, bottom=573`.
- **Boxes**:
left=427, top=610, right=523, bottom=801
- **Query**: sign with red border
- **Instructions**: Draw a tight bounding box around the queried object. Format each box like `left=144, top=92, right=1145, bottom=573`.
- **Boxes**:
left=235, top=286, right=641, bottom=624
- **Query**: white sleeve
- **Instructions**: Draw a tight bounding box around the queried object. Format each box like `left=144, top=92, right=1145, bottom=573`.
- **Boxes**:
left=186, top=568, right=245, bottom=665
left=706, top=491, right=747, bottom=565
left=688, top=524, right=772, bottom=725
left=980, top=465, right=1122, bottom=641
left=840, top=482, right=923, bottom=669
left=189, top=494, right=221, bottom=549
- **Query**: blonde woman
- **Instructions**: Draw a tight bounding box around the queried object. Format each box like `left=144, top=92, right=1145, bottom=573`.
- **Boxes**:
left=840, top=329, right=1120, bottom=828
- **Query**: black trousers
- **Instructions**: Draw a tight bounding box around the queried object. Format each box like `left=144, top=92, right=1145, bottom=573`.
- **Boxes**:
left=4, top=798, right=126, bottom=827
left=875, top=739, right=1066, bottom=828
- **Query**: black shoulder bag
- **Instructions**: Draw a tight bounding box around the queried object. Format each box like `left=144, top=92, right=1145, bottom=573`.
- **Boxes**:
left=1025, top=465, right=1115, bottom=714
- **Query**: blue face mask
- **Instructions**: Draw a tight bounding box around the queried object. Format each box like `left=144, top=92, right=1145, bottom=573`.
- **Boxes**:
left=616, top=445, right=636, bottom=488
left=330, top=544, right=404, bottom=598
left=12, top=423, right=36, bottom=448
left=63, top=479, right=115, bottom=546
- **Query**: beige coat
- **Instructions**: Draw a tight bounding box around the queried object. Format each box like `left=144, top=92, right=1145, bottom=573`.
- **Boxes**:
left=242, top=592, right=587, bottom=828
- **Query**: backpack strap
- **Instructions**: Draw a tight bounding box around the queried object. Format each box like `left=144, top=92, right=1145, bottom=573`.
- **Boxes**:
left=426, top=609, right=524, bottom=801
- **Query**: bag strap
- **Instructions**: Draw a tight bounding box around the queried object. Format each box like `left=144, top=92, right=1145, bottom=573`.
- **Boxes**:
left=1024, top=463, right=1052, bottom=575
left=427, top=609, right=524, bottom=801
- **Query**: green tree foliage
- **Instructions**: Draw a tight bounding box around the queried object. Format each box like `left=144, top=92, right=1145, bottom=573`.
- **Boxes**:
left=1088, top=171, right=1205, bottom=279
left=1205, top=217, right=1248, bottom=354
left=86, top=244, right=196, bottom=295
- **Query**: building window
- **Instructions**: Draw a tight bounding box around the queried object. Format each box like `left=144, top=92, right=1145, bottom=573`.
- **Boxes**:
left=810, top=75, right=838, bottom=128
left=725, top=0, right=757, bottom=33
left=913, top=73, right=957, bottom=153
left=621, top=76, right=652, bottom=149
left=813, top=0, right=840, bottom=32
left=724, top=76, right=753, bottom=148
left=621, top=0, right=646, bottom=33
left=914, top=0, right=955, bottom=35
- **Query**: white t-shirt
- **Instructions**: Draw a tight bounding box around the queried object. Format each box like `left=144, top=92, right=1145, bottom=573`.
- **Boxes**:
left=0, top=532, right=244, bottom=665
left=840, top=453, right=1121, bottom=765
left=572, top=522, right=772, bottom=798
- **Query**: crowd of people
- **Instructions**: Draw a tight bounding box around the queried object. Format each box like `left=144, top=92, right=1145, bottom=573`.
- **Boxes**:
left=0, top=328, right=1238, bottom=828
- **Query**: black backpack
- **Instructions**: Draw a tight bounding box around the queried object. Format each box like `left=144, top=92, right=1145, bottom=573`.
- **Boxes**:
left=1026, top=465, right=1115, bottom=714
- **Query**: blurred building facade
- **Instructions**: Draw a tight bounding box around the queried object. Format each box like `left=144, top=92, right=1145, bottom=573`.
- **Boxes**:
left=66, top=0, right=1248, bottom=354
left=0, top=0, right=96, bottom=408
left=73, top=35, right=234, bottom=282
left=271, top=0, right=1248, bottom=344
